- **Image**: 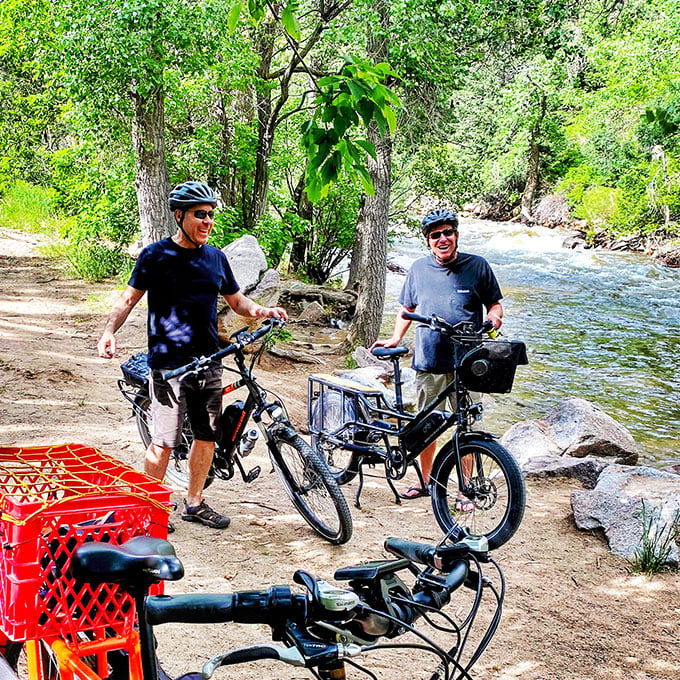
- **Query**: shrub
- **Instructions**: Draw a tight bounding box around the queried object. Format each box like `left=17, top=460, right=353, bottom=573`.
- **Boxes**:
left=628, top=501, right=680, bottom=576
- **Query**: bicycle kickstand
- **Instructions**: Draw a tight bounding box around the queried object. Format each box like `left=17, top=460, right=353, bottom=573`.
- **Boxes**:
left=354, top=462, right=365, bottom=509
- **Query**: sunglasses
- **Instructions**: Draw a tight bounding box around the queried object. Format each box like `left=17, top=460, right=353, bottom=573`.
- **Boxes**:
left=428, top=227, right=456, bottom=241
left=192, top=209, right=215, bottom=219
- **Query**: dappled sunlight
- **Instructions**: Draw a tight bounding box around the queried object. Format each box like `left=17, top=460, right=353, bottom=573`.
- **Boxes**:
left=601, top=572, right=679, bottom=599
left=36, top=350, right=106, bottom=366
left=492, top=660, right=544, bottom=678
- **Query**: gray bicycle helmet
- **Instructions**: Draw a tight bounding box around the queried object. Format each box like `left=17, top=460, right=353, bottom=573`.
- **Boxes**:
left=421, top=208, right=459, bottom=236
left=168, top=181, right=217, bottom=211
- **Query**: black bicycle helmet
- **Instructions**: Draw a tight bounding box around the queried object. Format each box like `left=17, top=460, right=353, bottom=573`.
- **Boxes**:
left=168, top=181, right=217, bottom=211
left=421, top=208, right=459, bottom=236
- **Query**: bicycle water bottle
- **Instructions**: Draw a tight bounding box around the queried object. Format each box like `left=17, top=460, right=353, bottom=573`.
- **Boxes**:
left=238, top=428, right=259, bottom=457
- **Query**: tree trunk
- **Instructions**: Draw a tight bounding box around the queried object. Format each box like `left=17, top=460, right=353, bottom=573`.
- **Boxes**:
left=345, top=126, right=392, bottom=349
left=131, top=87, right=173, bottom=245
left=289, top=174, right=314, bottom=274
left=249, top=20, right=277, bottom=229
left=346, top=196, right=366, bottom=292
left=345, top=0, right=392, bottom=349
left=521, top=93, right=547, bottom=225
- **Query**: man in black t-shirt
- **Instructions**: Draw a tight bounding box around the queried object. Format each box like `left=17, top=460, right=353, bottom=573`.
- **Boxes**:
left=371, top=208, right=503, bottom=500
left=97, top=181, right=287, bottom=530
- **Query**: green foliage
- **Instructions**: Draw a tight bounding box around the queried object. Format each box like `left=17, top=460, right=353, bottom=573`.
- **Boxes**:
left=629, top=501, right=680, bottom=576
left=65, top=240, right=129, bottom=281
left=301, top=58, right=400, bottom=202
left=0, top=180, right=64, bottom=234
left=574, top=186, right=622, bottom=223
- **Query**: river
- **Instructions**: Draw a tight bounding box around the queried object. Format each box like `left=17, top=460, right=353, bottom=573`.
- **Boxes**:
left=383, top=219, right=680, bottom=467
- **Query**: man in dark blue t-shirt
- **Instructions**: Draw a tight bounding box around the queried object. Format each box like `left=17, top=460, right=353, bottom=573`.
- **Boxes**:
left=97, top=181, right=287, bottom=530
left=371, top=208, right=503, bottom=499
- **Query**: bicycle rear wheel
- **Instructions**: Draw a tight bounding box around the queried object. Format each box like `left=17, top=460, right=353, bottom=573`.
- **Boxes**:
left=430, top=437, right=525, bottom=550
left=269, top=429, right=353, bottom=545
left=1, top=639, right=72, bottom=680
left=133, top=395, right=214, bottom=490
left=310, top=390, right=362, bottom=485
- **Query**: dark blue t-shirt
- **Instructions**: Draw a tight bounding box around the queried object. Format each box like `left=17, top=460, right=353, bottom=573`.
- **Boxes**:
left=399, top=252, right=502, bottom=373
left=128, top=238, right=239, bottom=369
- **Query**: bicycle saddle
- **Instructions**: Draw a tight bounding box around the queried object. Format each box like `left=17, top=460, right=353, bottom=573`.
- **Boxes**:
left=371, top=346, right=409, bottom=359
left=71, top=535, right=184, bottom=587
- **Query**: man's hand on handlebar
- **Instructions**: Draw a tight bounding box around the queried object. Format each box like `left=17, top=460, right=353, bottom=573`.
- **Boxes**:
left=256, top=305, right=288, bottom=321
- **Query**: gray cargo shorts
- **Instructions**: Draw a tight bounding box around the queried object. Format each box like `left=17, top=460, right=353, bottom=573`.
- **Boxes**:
left=149, top=364, right=222, bottom=447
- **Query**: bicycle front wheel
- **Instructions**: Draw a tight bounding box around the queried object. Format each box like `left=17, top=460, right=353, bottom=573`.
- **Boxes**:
left=430, top=437, right=525, bottom=550
left=269, top=429, right=353, bottom=545
left=133, top=394, right=214, bottom=490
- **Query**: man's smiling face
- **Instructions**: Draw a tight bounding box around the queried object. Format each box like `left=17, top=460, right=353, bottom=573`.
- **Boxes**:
left=175, top=203, right=215, bottom=247
left=427, top=225, right=459, bottom=264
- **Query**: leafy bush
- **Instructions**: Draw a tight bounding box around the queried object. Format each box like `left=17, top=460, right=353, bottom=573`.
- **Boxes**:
left=65, top=240, right=130, bottom=281
left=574, top=186, right=623, bottom=223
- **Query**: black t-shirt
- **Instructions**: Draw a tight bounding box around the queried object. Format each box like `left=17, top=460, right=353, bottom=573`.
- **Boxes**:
left=399, top=252, right=502, bottom=373
left=128, top=238, right=239, bottom=369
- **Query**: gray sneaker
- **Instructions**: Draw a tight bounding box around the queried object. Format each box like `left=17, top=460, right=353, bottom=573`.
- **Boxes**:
left=181, top=500, right=231, bottom=529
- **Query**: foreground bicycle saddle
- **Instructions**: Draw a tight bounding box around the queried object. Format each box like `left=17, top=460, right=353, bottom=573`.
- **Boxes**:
left=70, top=532, right=504, bottom=680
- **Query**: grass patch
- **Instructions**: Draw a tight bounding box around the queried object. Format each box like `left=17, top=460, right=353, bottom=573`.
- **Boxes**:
left=628, top=501, right=680, bottom=575
left=0, top=181, right=65, bottom=235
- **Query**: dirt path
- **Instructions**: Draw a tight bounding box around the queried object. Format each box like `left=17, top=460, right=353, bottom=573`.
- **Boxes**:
left=0, top=228, right=678, bottom=680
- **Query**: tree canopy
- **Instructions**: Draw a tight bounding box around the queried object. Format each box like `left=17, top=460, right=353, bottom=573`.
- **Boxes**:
left=0, top=0, right=677, bottom=291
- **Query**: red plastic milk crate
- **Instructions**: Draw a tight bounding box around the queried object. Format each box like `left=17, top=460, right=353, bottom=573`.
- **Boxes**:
left=0, top=443, right=172, bottom=642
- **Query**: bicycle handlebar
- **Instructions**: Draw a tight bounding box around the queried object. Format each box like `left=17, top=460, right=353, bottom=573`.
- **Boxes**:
left=401, top=311, right=493, bottom=339
left=72, top=532, right=499, bottom=677
left=146, top=587, right=307, bottom=626
left=162, top=318, right=284, bottom=381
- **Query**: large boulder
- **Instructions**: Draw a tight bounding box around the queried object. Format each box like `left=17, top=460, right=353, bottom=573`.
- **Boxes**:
left=222, top=234, right=268, bottom=293
left=571, top=465, right=680, bottom=566
left=217, top=237, right=282, bottom=343
left=545, top=398, right=638, bottom=463
left=502, top=398, right=638, bottom=478
left=532, top=194, right=571, bottom=228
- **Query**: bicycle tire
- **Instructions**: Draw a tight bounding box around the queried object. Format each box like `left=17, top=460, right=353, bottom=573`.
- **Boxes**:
left=269, top=430, right=353, bottom=545
left=430, top=437, right=525, bottom=550
left=133, top=394, right=214, bottom=490
left=0, top=641, right=22, bottom=679
left=310, top=390, right=362, bottom=485
left=1, top=640, right=65, bottom=680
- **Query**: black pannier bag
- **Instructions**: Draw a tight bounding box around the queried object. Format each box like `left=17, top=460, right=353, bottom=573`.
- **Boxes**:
left=458, top=341, right=528, bottom=394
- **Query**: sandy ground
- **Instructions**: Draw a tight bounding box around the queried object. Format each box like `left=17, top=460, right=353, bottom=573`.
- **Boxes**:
left=0, top=227, right=678, bottom=680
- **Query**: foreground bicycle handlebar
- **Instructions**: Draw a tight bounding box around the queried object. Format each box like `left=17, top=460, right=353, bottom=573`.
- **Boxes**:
left=72, top=532, right=503, bottom=680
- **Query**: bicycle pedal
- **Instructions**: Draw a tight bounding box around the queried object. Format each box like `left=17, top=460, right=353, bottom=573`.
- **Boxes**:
left=246, top=466, right=261, bottom=482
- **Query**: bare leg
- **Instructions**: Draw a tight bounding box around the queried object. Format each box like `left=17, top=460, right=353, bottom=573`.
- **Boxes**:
left=418, top=441, right=436, bottom=483
left=145, top=443, right=172, bottom=480
left=185, top=439, right=215, bottom=507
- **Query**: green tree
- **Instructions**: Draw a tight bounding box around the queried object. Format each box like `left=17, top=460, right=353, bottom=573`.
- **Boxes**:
left=57, top=0, right=224, bottom=244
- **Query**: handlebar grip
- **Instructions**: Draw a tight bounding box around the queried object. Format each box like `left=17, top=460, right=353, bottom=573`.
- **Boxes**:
left=146, top=593, right=235, bottom=625
left=146, top=587, right=305, bottom=627
left=401, top=311, right=430, bottom=324
left=161, top=364, right=193, bottom=381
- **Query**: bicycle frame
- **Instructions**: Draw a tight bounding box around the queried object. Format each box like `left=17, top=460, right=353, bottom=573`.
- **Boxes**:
left=309, top=358, right=485, bottom=507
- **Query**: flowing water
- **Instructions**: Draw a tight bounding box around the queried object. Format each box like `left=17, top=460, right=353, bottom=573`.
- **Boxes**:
left=383, top=219, right=680, bottom=467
